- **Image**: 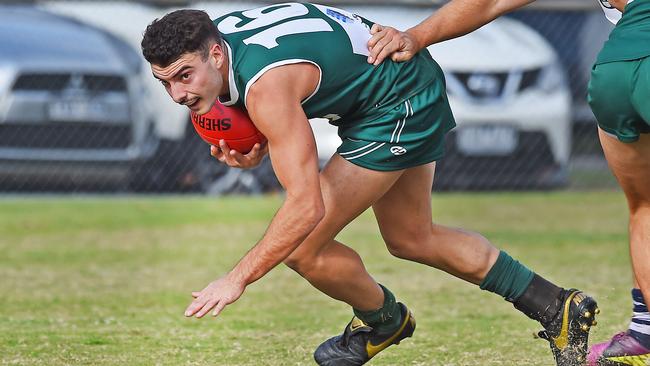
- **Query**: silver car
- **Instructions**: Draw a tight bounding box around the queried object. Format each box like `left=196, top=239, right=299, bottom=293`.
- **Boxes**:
left=0, top=6, right=158, bottom=191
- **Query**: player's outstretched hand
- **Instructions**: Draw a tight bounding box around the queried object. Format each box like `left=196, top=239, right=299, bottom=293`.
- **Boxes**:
left=185, top=276, right=245, bottom=318
left=367, top=24, right=420, bottom=66
left=211, top=139, right=268, bottom=169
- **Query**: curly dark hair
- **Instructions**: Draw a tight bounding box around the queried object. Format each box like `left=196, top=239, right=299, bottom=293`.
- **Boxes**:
left=141, top=9, right=222, bottom=67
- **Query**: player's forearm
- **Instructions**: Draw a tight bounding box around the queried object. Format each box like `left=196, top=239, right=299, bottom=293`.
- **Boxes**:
left=407, top=0, right=534, bottom=47
left=226, top=193, right=324, bottom=286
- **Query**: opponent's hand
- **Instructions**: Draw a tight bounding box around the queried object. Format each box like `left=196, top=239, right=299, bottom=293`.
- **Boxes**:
left=185, top=275, right=245, bottom=318
left=210, top=140, right=268, bottom=169
left=367, top=24, right=420, bottom=66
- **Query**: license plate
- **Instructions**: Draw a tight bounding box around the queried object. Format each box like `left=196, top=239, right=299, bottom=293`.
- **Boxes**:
left=48, top=99, right=110, bottom=122
left=456, top=125, right=518, bottom=156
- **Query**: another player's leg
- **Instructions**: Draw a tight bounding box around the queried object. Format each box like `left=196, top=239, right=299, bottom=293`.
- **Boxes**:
left=280, top=154, right=415, bottom=365
left=372, top=162, right=598, bottom=366
left=587, top=131, right=650, bottom=366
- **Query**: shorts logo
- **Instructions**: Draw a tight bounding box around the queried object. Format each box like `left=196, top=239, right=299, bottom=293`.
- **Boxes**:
left=390, top=146, right=407, bottom=156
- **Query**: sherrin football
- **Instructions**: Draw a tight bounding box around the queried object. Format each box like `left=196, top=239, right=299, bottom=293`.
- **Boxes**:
left=190, top=101, right=266, bottom=154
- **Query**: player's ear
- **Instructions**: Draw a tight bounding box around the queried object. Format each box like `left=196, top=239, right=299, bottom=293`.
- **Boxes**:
left=209, top=42, right=225, bottom=69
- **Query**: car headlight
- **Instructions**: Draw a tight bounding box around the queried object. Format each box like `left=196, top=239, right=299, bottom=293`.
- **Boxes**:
left=538, top=61, right=567, bottom=94
left=0, top=65, right=15, bottom=95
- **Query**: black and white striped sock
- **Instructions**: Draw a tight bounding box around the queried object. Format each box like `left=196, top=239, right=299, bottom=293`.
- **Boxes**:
left=629, top=288, right=650, bottom=349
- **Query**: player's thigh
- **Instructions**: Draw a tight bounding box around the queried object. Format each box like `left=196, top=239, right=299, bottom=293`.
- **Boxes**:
left=371, top=162, right=435, bottom=250
left=598, top=129, right=650, bottom=208
left=289, top=154, right=403, bottom=257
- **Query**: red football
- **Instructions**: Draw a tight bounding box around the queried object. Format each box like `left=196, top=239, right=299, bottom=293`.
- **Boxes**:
left=190, top=101, right=266, bottom=153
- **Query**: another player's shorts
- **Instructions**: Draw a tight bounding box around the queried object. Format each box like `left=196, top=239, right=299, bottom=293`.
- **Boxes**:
left=336, top=63, right=456, bottom=171
left=588, top=56, right=650, bottom=143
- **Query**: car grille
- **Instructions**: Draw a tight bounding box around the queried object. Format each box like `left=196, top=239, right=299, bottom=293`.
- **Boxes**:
left=449, top=68, right=542, bottom=100
left=0, top=123, right=132, bottom=149
left=12, top=73, right=127, bottom=92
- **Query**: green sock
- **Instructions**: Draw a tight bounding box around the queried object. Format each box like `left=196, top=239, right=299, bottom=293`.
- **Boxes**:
left=480, top=250, right=535, bottom=302
left=353, top=284, right=401, bottom=334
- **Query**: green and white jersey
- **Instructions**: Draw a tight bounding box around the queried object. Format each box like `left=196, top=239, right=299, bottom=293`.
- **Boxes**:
left=596, top=0, right=650, bottom=64
left=214, top=2, right=439, bottom=125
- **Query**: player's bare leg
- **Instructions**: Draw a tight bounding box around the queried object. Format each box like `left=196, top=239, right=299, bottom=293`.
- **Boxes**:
left=372, top=162, right=500, bottom=283
left=282, top=155, right=417, bottom=365
left=372, top=162, right=598, bottom=366
left=588, top=130, right=650, bottom=366
left=283, top=154, right=402, bottom=310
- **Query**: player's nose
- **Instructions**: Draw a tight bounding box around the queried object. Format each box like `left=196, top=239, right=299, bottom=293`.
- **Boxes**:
left=170, top=83, right=188, bottom=104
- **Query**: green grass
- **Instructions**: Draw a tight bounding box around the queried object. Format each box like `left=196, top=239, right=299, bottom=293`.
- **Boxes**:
left=0, top=192, right=635, bottom=365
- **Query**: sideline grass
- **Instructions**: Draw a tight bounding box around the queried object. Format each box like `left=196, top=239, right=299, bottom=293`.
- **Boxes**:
left=0, top=192, right=633, bottom=365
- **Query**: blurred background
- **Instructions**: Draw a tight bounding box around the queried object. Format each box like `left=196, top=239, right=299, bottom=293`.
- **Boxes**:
left=0, top=0, right=617, bottom=194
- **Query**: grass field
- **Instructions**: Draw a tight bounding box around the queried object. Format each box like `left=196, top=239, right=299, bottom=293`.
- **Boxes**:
left=0, top=192, right=636, bottom=365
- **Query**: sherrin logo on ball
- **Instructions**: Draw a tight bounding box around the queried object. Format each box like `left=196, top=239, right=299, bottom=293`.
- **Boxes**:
left=190, top=101, right=266, bottom=154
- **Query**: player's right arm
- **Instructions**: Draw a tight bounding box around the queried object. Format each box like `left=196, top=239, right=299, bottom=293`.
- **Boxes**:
left=183, top=62, right=324, bottom=319
left=367, top=0, right=535, bottom=65
left=229, top=62, right=326, bottom=286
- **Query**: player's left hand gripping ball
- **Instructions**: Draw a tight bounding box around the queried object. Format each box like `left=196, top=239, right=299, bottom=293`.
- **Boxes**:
left=190, top=101, right=268, bottom=168
left=190, top=101, right=266, bottom=153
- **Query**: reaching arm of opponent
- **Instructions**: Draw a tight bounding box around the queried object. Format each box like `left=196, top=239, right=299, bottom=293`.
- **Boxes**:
left=367, top=0, right=535, bottom=65
left=184, top=63, right=325, bottom=318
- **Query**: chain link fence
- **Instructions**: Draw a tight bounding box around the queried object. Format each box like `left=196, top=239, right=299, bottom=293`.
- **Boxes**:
left=0, top=0, right=618, bottom=194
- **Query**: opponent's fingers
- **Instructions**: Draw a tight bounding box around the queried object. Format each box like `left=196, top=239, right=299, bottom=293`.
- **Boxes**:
left=367, top=27, right=386, bottom=49
left=370, top=23, right=383, bottom=35
left=368, top=28, right=392, bottom=54
left=391, top=51, right=413, bottom=63
left=195, top=299, right=219, bottom=318
left=191, top=291, right=201, bottom=298
left=373, top=40, right=402, bottom=66
left=368, top=34, right=397, bottom=64
left=211, top=301, right=227, bottom=318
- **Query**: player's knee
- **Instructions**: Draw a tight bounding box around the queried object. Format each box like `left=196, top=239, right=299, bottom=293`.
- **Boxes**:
left=384, top=230, right=430, bottom=261
left=283, top=252, right=319, bottom=275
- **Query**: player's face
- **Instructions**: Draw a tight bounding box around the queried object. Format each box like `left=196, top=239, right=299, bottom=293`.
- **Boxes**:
left=151, top=44, right=226, bottom=115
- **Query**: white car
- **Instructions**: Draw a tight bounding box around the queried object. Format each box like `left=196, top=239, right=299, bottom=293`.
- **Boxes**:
left=0, top=6, right=158, bottom=191
left=44, top=2, right=571, bottom=191
left=346, top=6, right=571, bottom=189
left=430, top=17, right=571, bottom=189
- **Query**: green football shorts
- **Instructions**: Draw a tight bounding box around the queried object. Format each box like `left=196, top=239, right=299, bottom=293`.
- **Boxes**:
left=336, top=72, right=456, bottom=171
left=588, top=56, right=650, bottom=143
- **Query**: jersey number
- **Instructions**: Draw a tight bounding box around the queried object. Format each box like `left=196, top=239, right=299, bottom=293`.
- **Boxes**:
left=217, top=3, right=333, bottom=49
